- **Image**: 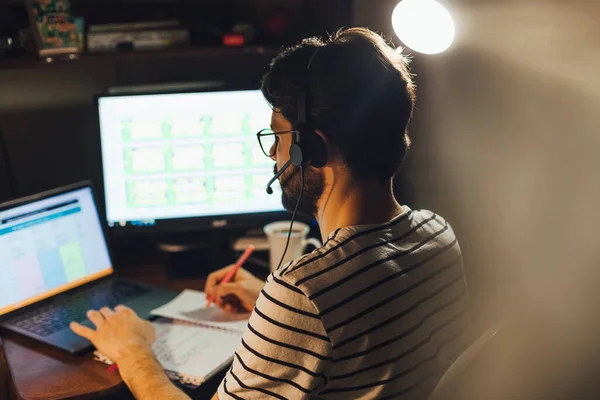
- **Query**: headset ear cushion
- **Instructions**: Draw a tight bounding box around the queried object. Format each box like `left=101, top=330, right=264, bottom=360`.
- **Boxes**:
left=306, top=132, right=328, bottom=168
left=290, top=143, right=304, bottom=166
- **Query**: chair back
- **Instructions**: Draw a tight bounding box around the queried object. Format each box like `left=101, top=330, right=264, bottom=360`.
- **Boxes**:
left=428, top=327, right=500, bottom=400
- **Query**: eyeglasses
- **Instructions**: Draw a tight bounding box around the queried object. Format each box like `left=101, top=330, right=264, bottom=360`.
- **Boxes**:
left=256, top=128, right=297, bottom=157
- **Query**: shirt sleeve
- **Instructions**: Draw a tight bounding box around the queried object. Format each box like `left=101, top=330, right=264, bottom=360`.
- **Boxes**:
left=218, top=268, right=331, bottom=399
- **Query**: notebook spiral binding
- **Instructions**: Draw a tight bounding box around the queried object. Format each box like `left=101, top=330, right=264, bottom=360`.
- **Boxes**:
left=94, top=350, right=206, bottom=387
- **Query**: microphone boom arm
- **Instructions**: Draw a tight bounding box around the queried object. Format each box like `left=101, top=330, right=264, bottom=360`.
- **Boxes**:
left=266, top=159, right=292, bottom=194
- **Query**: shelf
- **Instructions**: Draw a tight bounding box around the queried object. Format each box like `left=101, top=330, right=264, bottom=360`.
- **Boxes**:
left=7, top=0, right=265, bottom=4
left=0, top=45, right=280, bottom=71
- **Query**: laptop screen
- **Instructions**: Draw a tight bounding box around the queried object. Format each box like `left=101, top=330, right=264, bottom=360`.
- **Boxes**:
left=0, top=186, right=113, bottom=316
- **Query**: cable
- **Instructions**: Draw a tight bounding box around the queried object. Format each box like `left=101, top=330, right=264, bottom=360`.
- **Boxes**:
left=276, top=165, right=305, bottom=270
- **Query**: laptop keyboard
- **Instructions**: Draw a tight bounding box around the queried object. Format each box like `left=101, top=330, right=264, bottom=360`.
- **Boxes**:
left=9, top=281, right=150, bottom=338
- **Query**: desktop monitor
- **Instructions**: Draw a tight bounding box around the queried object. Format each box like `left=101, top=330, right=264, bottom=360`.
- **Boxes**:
left=96, top=88, right=286, bottom=233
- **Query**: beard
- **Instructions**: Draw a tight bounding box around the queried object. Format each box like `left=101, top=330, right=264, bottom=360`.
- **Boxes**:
left=275, top=163, right=325, bottom=217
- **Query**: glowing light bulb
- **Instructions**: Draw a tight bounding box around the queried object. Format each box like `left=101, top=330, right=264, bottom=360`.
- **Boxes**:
left=392, top=0, right=455, bottom=55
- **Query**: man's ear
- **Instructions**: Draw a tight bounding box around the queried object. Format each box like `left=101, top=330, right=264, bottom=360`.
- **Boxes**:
left=313, top=129, right=335, bottom=167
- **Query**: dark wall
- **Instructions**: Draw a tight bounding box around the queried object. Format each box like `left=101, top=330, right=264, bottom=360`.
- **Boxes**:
left=0, top=57, right=116, bottom=198
left=0, top=141, right=12, bottom=203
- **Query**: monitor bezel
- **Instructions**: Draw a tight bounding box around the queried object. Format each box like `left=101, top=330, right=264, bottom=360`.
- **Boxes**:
left=94, top=84, right=293, bottom=235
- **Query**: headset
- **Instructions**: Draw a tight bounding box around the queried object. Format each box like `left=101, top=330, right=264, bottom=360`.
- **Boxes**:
left=265, top=46, right=328, bottom=194
left=291, top=46, right=329, bottom=169
left=265, top=46, right=329, bottom=270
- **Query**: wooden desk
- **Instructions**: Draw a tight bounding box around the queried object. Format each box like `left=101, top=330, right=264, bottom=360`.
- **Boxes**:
left=0, top=264, right=226, bottom=400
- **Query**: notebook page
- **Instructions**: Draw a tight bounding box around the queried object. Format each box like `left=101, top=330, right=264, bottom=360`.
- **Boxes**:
left=94, top=321, right=242, bottom=387
left=151, top=289, right=250, bottom=333
left=152, top=322, right=242, bottom=383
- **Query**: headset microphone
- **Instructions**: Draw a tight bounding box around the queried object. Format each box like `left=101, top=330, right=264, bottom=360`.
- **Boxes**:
left=266, top=159, right=292, bottom=195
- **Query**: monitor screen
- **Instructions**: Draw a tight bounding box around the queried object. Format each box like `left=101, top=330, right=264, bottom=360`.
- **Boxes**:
left=98, top=90, right=284, bottom=229
left=0, top=186, right=113, bottom=316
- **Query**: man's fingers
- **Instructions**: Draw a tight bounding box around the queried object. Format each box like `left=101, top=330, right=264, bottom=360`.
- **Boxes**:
left=215, top=283, right=247, bottom=310
left=99, top=307, right=115, bottom=318
left=115, top=304, right=133, bottom=314
left=70, top=321, right=95, bottom=339
left=87, top=310, right=105, bottom=328
left=146, top=321, right=157, bottom=342
left=215, top=282, right=243, bottom=299
left=205, top=265, right=236, bottom=293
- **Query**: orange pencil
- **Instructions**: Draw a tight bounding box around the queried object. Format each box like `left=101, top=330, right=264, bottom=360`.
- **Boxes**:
left=206, top=245, right=256, bottom=308
left=107, top=364, right=119, bottom=373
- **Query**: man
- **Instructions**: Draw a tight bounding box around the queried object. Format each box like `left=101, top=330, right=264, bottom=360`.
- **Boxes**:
left=70, top=27, right=470, bottom=399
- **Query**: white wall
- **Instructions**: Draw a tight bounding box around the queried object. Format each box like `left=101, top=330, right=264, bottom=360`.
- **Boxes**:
left=400, top=1, right=600, bottom=394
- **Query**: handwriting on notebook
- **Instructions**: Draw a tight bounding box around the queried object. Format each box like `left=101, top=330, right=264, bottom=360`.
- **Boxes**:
left=153, top=323, right=214, bottom=368
left=151, top=289, right=250, bottom=333
left=180, top=306, right=248, bottom=323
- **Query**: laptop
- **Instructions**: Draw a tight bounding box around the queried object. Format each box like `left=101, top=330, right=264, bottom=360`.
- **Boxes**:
left=0, top=181, right=178, bottom=354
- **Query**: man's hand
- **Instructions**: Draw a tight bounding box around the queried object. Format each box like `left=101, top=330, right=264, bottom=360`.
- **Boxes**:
left=205, top=266, right=264, bottom=313
left=70, top=305, right=156, bottom=365
left=71, top=306, right=194, bottom=400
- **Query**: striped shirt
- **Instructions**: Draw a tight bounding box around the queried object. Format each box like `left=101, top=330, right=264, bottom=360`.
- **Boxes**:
left=218, top=206, right=470, bottom=399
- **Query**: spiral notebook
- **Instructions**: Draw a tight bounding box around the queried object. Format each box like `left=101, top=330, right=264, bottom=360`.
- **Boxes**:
left=94, top=290, right=250, bottom=388
left=150, top=289, right=250, bottom=333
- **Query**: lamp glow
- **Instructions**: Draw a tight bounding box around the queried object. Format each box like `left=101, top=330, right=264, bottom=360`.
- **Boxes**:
left=391, top=0, right=455, bottom=55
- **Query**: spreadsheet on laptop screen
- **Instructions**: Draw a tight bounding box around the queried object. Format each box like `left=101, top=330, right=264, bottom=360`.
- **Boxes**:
left=0, top=187, right=113, bottom=315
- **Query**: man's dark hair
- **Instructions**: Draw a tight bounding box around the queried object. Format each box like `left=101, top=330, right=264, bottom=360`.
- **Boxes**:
left=261, top=27, right=416, bottom=182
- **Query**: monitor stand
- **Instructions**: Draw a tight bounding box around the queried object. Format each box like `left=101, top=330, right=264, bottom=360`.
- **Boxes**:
left=157, top=232, right=237, bottom=279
